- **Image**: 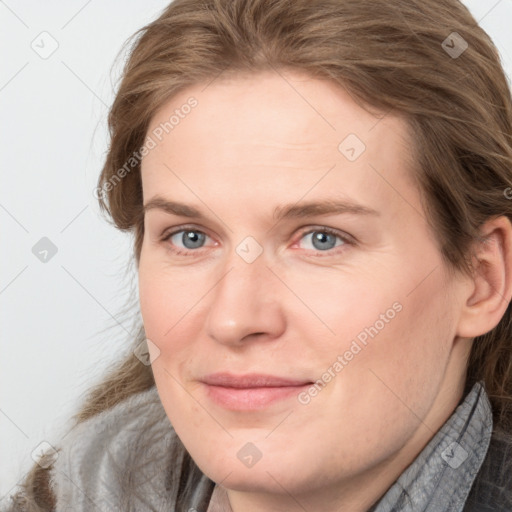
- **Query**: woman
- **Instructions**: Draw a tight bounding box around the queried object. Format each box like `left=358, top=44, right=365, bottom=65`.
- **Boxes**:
left=3, top=0, right=512, bottom=510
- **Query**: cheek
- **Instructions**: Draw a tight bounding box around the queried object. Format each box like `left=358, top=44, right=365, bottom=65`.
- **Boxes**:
left=138, top=261, right=214, bottom=412
left=282, top=267, right=404, bottom=366
left=138, top=273, right=169, bottom=346
left=138, top=266, right=208, bottom=431
left=138, top=260, right=203, bottom=346
left=302, top=256, right=454, bottom=410
left=330, top=269, right=455, bottom=431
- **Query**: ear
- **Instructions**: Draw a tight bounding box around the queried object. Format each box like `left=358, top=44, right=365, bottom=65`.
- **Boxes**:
left=456, top=216, right=512, bottom=338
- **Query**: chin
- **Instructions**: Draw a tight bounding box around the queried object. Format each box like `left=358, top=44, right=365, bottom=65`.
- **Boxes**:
left=193, top=446, right=314, bottom=494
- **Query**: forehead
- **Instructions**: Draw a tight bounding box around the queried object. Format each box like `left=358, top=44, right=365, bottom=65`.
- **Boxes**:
left=140, top=70, right=419, bottom=216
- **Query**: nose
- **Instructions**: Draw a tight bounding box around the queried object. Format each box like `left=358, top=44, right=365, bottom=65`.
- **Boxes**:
left=205, top=249, right=286, bottom=347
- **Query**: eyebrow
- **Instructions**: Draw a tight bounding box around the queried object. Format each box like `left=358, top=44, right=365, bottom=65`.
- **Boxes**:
left=143, top=196, right=379, bottom=221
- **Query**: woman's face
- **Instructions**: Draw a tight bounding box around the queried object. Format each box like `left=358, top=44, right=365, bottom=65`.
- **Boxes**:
left=138, top=70, right=470, bottom=507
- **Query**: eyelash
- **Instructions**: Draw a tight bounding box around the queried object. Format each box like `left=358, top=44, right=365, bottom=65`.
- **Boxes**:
left=159, top=225, right=354, bottom=257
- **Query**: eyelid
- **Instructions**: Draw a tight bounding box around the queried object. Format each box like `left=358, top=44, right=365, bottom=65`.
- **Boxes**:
left=160, top=224, right=207, bottom=239
left=294, top=225, right=356, bottom=246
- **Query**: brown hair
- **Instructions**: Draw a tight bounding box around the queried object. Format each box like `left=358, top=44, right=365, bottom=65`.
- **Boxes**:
left=8, top=0, right=512, bottom=509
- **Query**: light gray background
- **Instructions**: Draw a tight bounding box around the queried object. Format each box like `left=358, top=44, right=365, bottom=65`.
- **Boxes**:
left=1, top=0, right=511, bottom=499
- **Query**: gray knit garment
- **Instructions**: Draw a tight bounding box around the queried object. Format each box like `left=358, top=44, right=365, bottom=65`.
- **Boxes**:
left=47, top=386, right=214, bottom=512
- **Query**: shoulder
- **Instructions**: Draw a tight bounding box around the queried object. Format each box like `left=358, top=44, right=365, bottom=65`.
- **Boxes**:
left=50, top=384, right=180, bottom=511
left=1, top=386, right=181, bottom=512
left=464, top=427, right=512, bottom=511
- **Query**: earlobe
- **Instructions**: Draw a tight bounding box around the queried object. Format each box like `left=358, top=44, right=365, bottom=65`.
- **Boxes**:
left=456, top=216, right=512, bottom=339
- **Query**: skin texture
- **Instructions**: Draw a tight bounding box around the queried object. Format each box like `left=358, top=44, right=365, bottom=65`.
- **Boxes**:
left=138, top=69, right=512, bottom=512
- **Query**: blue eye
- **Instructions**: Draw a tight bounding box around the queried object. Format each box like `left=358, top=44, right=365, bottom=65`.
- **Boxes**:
left=164, top=229, right=208, bottom=252
left=298, top=229, right=347, bottom=252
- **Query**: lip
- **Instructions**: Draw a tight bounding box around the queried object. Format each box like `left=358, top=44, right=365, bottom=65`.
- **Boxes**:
left=200, top=372, right=312, bottom=411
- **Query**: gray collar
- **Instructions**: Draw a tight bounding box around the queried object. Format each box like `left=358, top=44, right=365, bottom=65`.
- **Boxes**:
left=369, top=381, right=493, bottom=512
